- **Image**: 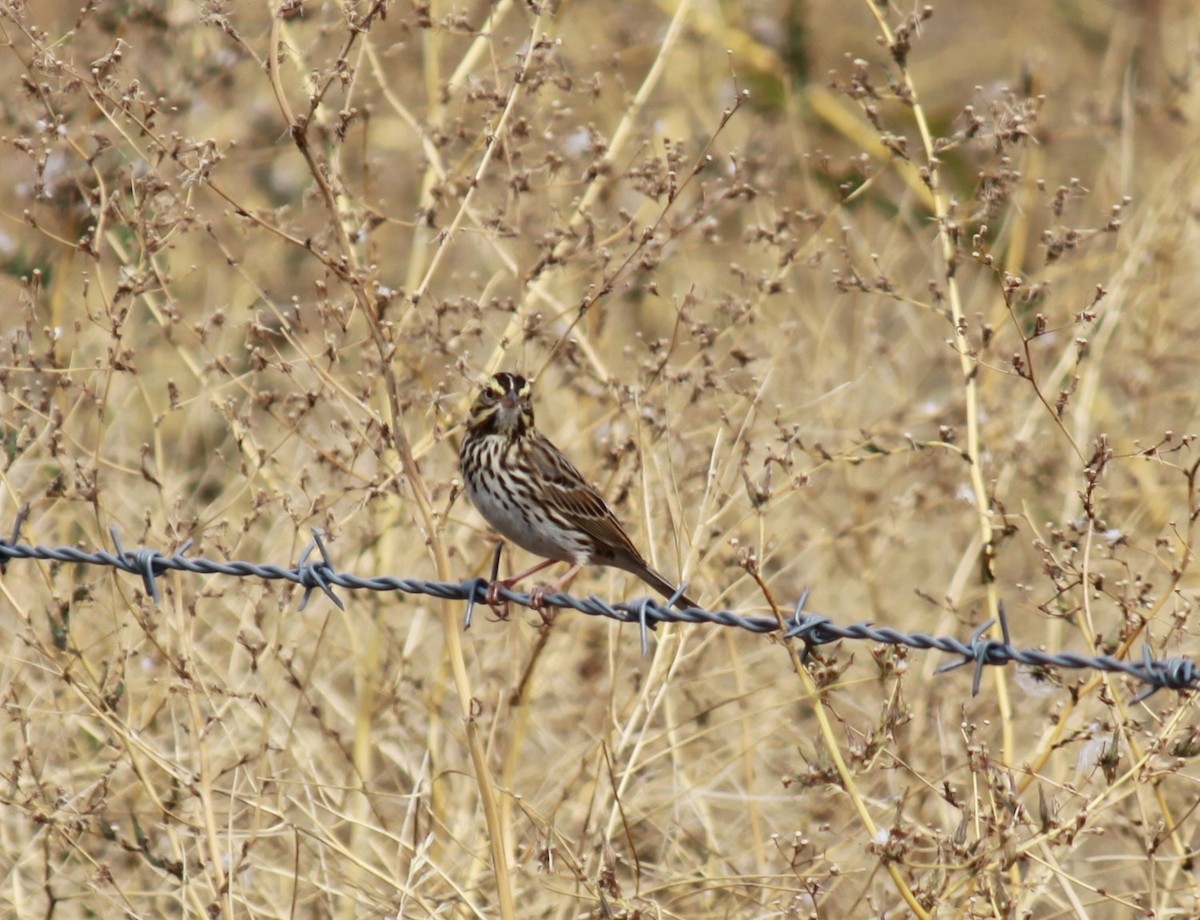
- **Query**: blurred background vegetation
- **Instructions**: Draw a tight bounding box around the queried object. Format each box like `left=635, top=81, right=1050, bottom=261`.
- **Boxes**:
left=0, top=0, right=1198, bottom=916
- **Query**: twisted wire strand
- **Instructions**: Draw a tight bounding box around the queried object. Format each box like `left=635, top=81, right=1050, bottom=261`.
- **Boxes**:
left=0, top=528, right=1193, bottom=701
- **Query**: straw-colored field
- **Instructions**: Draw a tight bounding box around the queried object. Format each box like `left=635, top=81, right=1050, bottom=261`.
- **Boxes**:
left=1, top=1, right=1198, bottom=916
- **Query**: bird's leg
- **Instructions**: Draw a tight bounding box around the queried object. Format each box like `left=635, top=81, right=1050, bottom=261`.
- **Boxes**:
left=481, top=542, right=508, bottom=620
left=487, top=557, right=559, bottom=614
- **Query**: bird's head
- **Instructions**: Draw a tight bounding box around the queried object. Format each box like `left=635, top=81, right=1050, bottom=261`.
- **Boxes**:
left=467, top=372, right=533, bottom=438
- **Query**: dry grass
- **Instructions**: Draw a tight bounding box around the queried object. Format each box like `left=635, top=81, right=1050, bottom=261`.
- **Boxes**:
left=0, top=0, right=1198, bottom=917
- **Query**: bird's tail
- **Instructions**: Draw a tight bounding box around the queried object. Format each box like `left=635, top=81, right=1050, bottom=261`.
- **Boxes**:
left=624, top=559, right=700, bottom=610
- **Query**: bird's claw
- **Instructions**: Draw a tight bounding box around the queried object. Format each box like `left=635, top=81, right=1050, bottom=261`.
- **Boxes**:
left=528, top=584, right=557, bottom=627
left=485, top=581, right=511, bottom=621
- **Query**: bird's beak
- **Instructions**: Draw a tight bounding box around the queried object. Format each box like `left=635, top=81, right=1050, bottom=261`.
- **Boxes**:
left=502, top=389, right=520, bottom=410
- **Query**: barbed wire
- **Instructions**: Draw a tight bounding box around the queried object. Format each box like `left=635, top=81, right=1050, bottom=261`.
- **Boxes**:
left=0, top=519, right=1194, bottom=702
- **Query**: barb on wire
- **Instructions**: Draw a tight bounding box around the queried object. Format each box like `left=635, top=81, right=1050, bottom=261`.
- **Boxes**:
left=0, top=530, right=1195, bottom=700
left=0, top=504, right=29, bottom=575
left=300, top=530, right=344, bottom=611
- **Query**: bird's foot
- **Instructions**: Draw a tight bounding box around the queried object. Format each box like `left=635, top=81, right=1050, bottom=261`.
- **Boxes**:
left=528, top=583, right=558, bottom=627
left=485, top=580, right=512, bottom=621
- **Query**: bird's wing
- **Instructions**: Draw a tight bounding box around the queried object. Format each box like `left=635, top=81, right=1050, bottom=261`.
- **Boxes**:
left=526, top=433, right=645, bottom=564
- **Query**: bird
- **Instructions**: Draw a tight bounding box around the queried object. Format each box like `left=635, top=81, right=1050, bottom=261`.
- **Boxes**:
left=459, top=371, right=698, bottom=611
